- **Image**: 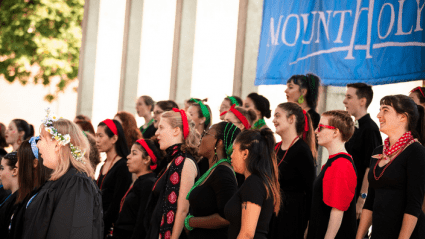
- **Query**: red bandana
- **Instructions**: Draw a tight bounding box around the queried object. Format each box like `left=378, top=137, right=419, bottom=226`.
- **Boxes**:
left=102, top=119, right=118, bottom=135
left=373, top=131, right=414, bottom=160
left=229, top=104, right=251, bottom=129
left=172, top=108, right=189, bottom=139
left=137, top=139, right=157, bottom=170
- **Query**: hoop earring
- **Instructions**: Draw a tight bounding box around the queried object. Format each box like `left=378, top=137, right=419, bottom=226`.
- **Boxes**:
left=298, top=95, right=305, bottom=104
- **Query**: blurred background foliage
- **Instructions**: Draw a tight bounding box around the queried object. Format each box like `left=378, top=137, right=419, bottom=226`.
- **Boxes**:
left=0, top=0, right=84, bottom=102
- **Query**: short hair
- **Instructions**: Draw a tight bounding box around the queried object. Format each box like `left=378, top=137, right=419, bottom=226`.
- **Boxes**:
left=322, top=110, right=355, bottom=142
left=347, top=83, right=374, bottom=108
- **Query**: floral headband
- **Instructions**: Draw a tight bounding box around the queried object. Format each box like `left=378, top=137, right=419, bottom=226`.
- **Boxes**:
left=42, top=108, right=85, bottom=163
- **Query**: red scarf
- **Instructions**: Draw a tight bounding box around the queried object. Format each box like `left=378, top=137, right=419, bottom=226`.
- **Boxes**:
left=373, top=131, right=415, bottom=160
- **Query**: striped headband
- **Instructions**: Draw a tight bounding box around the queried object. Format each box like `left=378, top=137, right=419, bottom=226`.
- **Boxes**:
left=136, top=139, right=157, bottom=170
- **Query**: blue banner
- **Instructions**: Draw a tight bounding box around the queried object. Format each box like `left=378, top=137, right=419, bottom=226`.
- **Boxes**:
left=255, top=0, right=425, bottom=86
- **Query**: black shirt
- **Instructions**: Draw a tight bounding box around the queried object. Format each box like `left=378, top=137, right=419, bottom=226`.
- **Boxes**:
left=22, top=168, right=103, bottom=239
left=224, top=174, right=274, bottom=239
left=0, top=191, right=17, bottom=238
left=307, top=109, right=320, bottom=130
left=114, top=172, right=156, bottom=238
left=97, top=158, right=132, bottom=234
left=141, top=124, right=157, bottom=139
left=189, top=164, right=238, bottom=239
left=0, top=185, right=11, bottom=203
left=0, top=148, right=7, bottom=158
left=364, top=143, right=425, bottom=239
left=345, top=114, right=382, bottom=197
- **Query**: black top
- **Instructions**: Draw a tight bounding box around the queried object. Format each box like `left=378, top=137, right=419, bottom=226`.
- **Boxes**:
left=307, top=153, right=357, bottom=239
left=189, top=164, right=238, bottom=239
left=22, top=168, right=103, bottom=239
left=97, top=157, right=132, bottom=234
left=224, top=174, right=274, bottom=239
left=141, top=124, right=157, bottom=139
left=0, top=185, right=11, bottom=203
left=197, top=157, right=210, bottom=176
left=0, top=191, right=17, bottom=238
left=0, top=148, right=7, bottom=158
left=307, top=109, right=320, bottom=130
left=345, top=114, right=382, bottom=198
left=114, top=172, right=156, bottom=236
left=7, top=191, right=35, bottom=239
left=364, top=143, right=425, bottom=239
left=270, top=139, right=315, bottom=238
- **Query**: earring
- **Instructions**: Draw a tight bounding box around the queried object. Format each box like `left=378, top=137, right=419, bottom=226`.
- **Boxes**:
left=298, top=95, right=305, bottom=104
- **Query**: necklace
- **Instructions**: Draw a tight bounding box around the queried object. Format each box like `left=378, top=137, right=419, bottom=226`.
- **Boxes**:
left=140, top=118, right=155, bottom=134
left=119, top=184, right=133, bottom=212
left=97, top=154, right=119, bottom=190
left=186, top=158, right=231, bottom=199
left=275, top=136, right=299, bottom=166
left=373, top=139, right=416, bottom=180
left=252, top=119, right=266, bottom=130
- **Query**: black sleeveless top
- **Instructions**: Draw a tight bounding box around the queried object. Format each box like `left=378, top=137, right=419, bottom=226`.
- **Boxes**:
left=307, top=153, right=357, bottom=239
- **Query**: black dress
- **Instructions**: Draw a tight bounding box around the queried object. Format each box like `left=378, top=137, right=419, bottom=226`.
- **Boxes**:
left=0, top=191, right=18, bottom=238
left=144, top=144, right=200, bottom=239
left=0, top=185, right=11, bottom=203
left=224, top=174, right=274, bottom=239
left=0, top=147, right=7, bottom=158
left=307, top=109, right=320, bottom=130
left=188, top=164, right=238, bottom=239
left=307, top=153, right=357, bottom=239
left=345, top=114, right=382, bottom=198
left=364, top=143, right=425, bottom=239
left=7, top=192, right=34, bottom=239
left=22, top=167, right=103, bottom=239
left=269, top=140, right=315, bottom=239
left=113, top=172, right=156, bottom=239
left=141, top=124, right=157, bottom=139
left=97, top=158, right=132, bottom=236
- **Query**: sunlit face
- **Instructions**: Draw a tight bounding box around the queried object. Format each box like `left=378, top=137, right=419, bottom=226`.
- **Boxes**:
left=343, top=87, right=363, bottom=117
left=198, top=126, right=217, bottom=159
left=155, top=117, right=179, bottom=150
left=231, top=142, right=246, bottom=174
left=409, top=92, right=422, bottom=106
left=5, top=121, right=21, bottom=145
left=136, top=98, right=151, bottom=118
left=273, top=107, right=292, bottom=135
left=153, top=105, right=164, bottom=128
left=224, top=112, right=244, bottom=130
left=315, top=116, right=337, bottom=148
left=127, top=144, right=146, bottom=174
left=284, top=80, right=302, bottom=103
left=377, top=104, right=405, bottom=136
left=188, top=105, right=204, bottom=131
left=37, top=128, right=60, bottom=170
left=219, top=99, right=232, bottom=120
left=0, top=159, right=17, bottom=191
left=95, top=126, right=117, bottom=153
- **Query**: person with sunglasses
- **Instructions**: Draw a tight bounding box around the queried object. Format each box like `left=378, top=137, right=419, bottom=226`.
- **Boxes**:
left=307, top=110, right=357, bottom=239
left=185, top=122, right=240, bottom=239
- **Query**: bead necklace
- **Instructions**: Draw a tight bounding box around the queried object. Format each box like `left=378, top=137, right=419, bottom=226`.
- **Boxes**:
left=186, top=158, right=231, bottom=199
left=252, top=119, right=266, bottom=130
left=373, top=139, right=416, bottom=180
left=97, top=154, right=119, bottom=190
left=275, top=136, right=299, bottom=166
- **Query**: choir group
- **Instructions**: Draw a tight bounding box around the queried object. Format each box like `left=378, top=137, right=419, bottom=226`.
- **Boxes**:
left=0, top=74, right=425, bottom=239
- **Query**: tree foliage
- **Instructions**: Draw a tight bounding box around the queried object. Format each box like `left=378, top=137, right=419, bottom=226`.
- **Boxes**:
left=0, top=0, right=84, bottom=101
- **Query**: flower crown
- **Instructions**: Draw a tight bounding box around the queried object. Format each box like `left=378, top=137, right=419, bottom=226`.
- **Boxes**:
left=42, top=108, right=85, bottom=163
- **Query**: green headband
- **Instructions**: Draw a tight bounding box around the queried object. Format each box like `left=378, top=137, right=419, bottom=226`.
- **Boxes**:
left=189, top=98, right=211, bottom=125
left=226, top=96, right=240, bottom=106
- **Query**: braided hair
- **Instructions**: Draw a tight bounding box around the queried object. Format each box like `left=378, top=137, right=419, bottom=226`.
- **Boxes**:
left=215, top=122, right=241, bottom=160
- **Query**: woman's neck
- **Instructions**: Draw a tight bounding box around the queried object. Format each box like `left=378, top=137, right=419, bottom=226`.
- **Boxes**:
left=196, top=125, right=205, bottom=135
left=300, top=102, right=310, bottom=112
left=279, top=127, right=299, bottom=150
left=143, top=114, right=153, bottom=125
left=10, top=182, right=19, bottom=194
left=208, top=149, right=227, bottom=168
left=12, top=142, right=20, bottom=151
left=388, top=129, right=408, bottom=147
left=326, top=140, right=346, bottom=156
left=136, top=169, right=152, bottom=178
left=243, top=170, right=251, bottom=179
left=106, top=148, right=119, bottom=162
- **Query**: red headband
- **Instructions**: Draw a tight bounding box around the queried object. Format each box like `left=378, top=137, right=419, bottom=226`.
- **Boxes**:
left=102, top=119, right=118, bottom=135
left=136, top=139, right=157, bottom=170
left=220, top=111, right=227, bottom=117
left=172, top=108, right=189, bottom=139
left=229, top=104, right=251, bottom=129
left=302, top=110, right=309, bottom=139
left=411, top=87, right=425, bottom=98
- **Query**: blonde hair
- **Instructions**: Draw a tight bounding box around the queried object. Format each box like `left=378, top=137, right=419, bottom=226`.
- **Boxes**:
left=161, top=111, right=201, bottom=161
left=42, top=119, right=94, bottom=180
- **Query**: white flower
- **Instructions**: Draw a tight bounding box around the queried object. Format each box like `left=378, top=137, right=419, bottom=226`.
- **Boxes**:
left=63, top=134, right=71, bottom=145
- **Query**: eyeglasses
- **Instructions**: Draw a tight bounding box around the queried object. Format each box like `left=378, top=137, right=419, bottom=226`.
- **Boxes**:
left=317, top=124, right=336, bottom=132
left=201, top=131, right=216, bottom=139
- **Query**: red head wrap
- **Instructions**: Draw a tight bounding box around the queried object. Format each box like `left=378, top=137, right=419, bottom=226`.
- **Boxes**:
left=229, top=104, right=251, bottom=130
left=172, top=108, right=189, bottom=140
left=136, top=139, right=157, bottom=170
left=102, top=119, right=118, bottom=135
left=411, top=87, right=425, bottom=98
left=302, top=110, right=309, bottom=139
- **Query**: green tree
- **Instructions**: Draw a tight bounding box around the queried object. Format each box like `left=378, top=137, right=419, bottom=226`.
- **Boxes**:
left=0, top=0, right=84, bottom=102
